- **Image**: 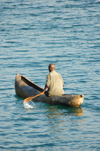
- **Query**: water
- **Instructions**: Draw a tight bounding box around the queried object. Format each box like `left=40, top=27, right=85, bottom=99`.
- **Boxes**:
left=0, top=0, right=100, bottom=150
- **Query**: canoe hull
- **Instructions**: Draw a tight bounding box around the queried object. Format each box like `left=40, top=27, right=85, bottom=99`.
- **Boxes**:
left=15, top=74, right=84, bottom=107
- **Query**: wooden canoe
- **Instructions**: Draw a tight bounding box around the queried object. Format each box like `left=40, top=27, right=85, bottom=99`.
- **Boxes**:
left=15, top=74, right=84, bottom=107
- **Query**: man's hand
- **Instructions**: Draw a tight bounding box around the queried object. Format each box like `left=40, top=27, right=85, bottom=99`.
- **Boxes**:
left=40, top=86, right=48, bottom=95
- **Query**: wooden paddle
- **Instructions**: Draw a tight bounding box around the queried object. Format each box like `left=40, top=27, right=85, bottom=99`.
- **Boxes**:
left=23, top=92, right=44, bottom=103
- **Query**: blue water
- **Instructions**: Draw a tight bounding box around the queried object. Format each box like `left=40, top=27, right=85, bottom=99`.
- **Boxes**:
left=0, top=0, right=100, bottom=150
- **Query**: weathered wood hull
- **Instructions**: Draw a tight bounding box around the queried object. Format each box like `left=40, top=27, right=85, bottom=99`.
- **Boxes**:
left=15, top=74, right=84, bottom=107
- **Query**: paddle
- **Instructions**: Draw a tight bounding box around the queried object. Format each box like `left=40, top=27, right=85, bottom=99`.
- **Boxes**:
left=23, top=92, right=44, bottom=103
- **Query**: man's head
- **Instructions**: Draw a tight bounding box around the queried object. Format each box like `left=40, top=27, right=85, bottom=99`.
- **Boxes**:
left=48, top=63, right=55, bottom=72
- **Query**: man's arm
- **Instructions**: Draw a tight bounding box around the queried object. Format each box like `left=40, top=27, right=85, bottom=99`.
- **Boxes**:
left=40, top=85, right=48, bottom=95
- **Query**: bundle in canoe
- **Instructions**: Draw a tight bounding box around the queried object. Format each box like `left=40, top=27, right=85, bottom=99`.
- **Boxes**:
left=15, top=74, right=84, bottom=107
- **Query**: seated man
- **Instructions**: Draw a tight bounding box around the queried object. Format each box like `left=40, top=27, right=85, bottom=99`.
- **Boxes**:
left=41, top=63, right=64, bottom=97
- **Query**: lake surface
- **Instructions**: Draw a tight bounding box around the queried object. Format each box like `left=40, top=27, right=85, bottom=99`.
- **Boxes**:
left=0, top=0, right=100, bottom=150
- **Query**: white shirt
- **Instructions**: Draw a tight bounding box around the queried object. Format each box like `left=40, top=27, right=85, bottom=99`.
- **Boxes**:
left=46, top=70, right=64, bottom=96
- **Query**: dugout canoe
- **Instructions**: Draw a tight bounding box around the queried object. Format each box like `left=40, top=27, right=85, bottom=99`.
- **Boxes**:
left=15, top=74, right=84, bottom=107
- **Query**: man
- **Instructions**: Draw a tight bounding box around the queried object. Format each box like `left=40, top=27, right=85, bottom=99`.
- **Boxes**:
left=41, top=63, right=64, bottom=96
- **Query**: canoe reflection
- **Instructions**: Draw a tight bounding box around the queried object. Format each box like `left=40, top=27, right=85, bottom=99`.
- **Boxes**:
left=46, top=106, right=84, bottom=119
left=45, top=106, right=84, bottom=135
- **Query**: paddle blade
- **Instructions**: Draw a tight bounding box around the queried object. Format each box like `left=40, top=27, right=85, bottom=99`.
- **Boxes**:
left=23, top=92, right=44, bottom=104
left=23, top=97, right=33, bottom=103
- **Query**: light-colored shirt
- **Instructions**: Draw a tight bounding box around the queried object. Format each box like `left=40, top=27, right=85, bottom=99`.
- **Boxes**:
left=46, top=70, right=64, bottom=96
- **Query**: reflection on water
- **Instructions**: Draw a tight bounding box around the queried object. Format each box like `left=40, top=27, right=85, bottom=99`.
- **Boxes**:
left=46, top=105, right=84, bottom=119
left=45, top=105, right=84, bottom=136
